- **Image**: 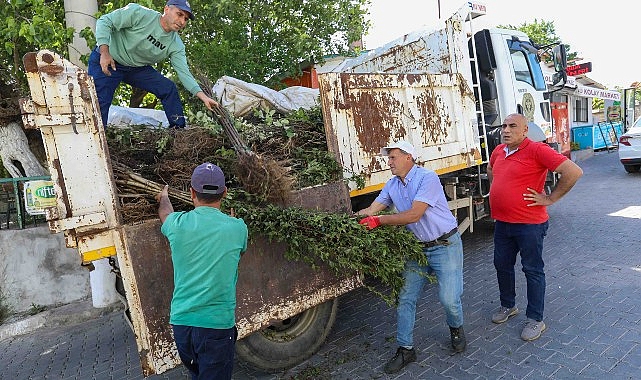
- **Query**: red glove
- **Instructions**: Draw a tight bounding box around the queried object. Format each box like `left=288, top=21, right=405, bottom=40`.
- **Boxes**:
left=359, top=216, right=381, bottom=230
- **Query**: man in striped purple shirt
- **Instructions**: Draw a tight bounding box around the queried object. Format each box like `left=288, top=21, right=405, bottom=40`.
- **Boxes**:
left=357, top=141, right=466, bottom=374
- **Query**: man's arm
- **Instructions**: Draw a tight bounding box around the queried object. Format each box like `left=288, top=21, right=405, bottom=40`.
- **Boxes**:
left=355, top=201, right=387, bottom=216
left=524, top=160, right=583, bottom=206
left=156, top=185, right=174, bottom=223
left=547, top=160, right=583, bottom=202
left=378, top=200, right=429, bottom=226
left=98, top=45, right=117, bottom=76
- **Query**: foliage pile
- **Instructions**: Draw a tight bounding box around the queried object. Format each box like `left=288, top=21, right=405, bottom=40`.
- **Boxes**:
left=106, top=106, right=344, bottom=216
left=107, top=107, right=427, bottom=304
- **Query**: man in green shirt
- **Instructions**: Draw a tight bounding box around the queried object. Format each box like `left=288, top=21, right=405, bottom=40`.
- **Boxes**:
left=157, top=162, right=248, bottom=379
left=88, top=1, right=218, bottom=128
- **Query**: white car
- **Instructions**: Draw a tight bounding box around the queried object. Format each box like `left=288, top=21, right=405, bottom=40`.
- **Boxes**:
left=618, top=118, right=641, bottom=173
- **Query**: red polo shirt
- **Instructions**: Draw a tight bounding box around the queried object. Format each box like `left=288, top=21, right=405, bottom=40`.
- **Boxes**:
left=489, top=138, right=567, bottom=224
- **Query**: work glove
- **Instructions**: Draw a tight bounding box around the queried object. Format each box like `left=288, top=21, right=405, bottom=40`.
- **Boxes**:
left=359, top=215, right=381, bottom=230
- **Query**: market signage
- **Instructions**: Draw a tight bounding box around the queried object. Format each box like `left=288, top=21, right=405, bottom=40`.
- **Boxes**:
left=566, top=62, right=592, bottom=76
left=574, top=86, right=621, bottom=101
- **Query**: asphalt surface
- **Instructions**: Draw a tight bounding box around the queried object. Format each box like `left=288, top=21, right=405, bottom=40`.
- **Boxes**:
left=2, top=150, right=640, bottom=380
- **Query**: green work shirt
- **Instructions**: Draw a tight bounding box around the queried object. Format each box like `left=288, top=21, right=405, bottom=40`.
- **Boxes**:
left=161, top=206, right=248, bottom=329
left=95, top=3, right=202, bottom=95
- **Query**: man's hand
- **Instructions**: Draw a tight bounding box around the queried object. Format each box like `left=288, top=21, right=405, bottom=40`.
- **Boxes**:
left=156, top=184, right=169, bottom=202
left=359, top=215, right=381, bottom=230
left=196, top=92, right=220, bottom=111
left=157, top=185, right=173, bottom=223
left=523, top=187, right=552, bottom=206
left=99, top=45, right=116, bottom=76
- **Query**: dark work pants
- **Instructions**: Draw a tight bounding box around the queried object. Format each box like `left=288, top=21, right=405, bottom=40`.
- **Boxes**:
left=172, top=325, right=237, bottom=380
left=493, top=221, right=549, bottom=322
left=87, top=48, right=185, bottom=127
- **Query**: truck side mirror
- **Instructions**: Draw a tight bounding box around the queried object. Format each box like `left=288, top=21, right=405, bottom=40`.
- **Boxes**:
left=551, top=71, right=567, bottom=87
left=552, top=44, right=567, bottom=72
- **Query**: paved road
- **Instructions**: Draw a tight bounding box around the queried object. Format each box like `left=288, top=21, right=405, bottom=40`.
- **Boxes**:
left=2, top=151, right=640, bottom=379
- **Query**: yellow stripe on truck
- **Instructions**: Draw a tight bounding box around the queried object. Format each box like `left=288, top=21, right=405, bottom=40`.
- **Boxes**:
left=82, top=245, right=117, bottom=262
left=349, top=162, right=483, bottom=198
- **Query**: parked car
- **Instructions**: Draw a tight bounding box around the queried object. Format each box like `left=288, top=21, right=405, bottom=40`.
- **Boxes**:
left=618, top=117, right=641, bottom=173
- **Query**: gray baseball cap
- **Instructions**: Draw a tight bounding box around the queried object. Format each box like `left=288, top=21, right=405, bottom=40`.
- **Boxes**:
left=191, top=163, right=226, bottom=194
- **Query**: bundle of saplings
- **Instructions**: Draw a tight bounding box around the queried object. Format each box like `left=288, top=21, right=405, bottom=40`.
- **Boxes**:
left=105, top=106, right=428, bottom=305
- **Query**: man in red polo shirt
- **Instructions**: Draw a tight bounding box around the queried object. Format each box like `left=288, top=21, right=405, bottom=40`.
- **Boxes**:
left=488, top=113, right=583, bottom=341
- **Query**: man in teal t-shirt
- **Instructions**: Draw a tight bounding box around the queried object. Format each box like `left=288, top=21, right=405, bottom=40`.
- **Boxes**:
left=157, top=162, right=248, bottom=379
left=88, top=1, right=218, bottom=128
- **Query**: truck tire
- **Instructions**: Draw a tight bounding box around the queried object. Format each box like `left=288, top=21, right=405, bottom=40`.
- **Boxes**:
left=624, top=164, right=640, bottom=173
left=235, top=298, right=338, bottom=372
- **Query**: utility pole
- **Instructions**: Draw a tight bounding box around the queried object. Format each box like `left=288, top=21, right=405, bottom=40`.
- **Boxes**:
left=63, top=0, right=98, bottom=68
left=63, top=0, right=119, bottom=308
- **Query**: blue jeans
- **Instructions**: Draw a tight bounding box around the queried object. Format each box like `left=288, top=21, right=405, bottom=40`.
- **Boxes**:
left=172, top=325, right=237, bottom=380
left=87, top=48, right=185, bottom=127
left=493, top=221, right=549, bottom=322
left=397, top=232, right=464, bottom=347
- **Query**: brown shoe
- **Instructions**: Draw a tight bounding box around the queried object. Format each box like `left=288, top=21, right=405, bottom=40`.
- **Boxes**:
left=383, top=346, right=416, bottom=374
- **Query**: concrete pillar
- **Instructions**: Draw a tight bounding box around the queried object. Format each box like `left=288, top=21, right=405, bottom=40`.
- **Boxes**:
left=63, top=0, right=98, bottom=68
left=64, top=0, right=118, bottom=308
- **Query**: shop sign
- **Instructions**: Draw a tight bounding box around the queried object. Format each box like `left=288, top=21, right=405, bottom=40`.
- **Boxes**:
left=575, top=86, right=621, bottom=101
left=24, top=180, right=56, bottom=215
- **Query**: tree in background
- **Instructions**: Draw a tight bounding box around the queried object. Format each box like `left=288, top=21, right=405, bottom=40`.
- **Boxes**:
left=186, top=0, right=369, bottom=87
left=0, top=0, right=71, bottom=178
left=0, top=0, right=74, bottom=95
left=86, top=0, right=370, bottom=110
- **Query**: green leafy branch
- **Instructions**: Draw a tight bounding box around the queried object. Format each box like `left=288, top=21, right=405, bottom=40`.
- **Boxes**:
left=223, top=191, right=429, bottom=305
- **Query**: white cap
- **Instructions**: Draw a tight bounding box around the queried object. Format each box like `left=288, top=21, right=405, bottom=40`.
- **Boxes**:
left=380, top=141, right=418, bottom=158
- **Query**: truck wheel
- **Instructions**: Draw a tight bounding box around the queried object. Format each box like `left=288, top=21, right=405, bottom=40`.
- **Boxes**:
left=624, top=164, right=640, bottom=173
left=235, top=298, right=338, bottom=373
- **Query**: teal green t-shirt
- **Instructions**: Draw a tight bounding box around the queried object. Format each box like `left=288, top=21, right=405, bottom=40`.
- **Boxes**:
left=161, top=206, right=248, bottom=329
left=95, top=3, right=202, bottom=95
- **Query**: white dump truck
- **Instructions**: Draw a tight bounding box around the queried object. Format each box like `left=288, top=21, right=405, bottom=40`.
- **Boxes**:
left=19, top=1, right=566, bottom=376
left=319, top=1, right=567, bottom=224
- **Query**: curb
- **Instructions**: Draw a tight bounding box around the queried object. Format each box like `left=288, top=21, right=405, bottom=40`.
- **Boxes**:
left=0, top=300, right=124, bottom=342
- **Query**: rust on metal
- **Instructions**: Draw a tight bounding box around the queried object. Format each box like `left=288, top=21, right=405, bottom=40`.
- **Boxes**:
left=338, top=73, right=406, bottom=158
left=42, top=53, right=55, bottom=64
left=470, top=147, right=481, bottom=160
left=23, top=52, right=38, bottom=73
left=77, top=72, right=92, bottom=101
left=317, top=75, right=341, bottom=158
left=39, top=64, right=64, bottom=76
left=405, top=73, right=423, bottom=86
left=121, top=221, right=177, bottom=376
left=38, top=52, right=64, bottom=76
left=415, top=88, right=451, bottom=145
left=52, top=158, right=72, bottom=218
left=116, top=181, right=356, bottom=376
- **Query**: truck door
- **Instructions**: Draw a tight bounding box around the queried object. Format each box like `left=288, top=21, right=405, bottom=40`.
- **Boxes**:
left=491, top=30, right=552, bottom=140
